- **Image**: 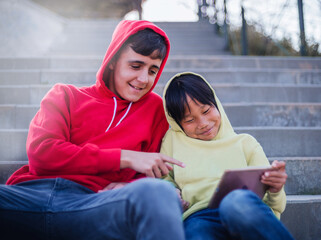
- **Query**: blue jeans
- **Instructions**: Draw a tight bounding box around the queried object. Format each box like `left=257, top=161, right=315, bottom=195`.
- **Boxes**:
left=0, top=178, right=185, bottom=240
left=184, top=189, right=294, bottom=240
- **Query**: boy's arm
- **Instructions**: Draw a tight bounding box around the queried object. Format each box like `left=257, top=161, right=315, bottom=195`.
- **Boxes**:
left=246, top=136, right=286, bottom=218
left=160, top=131, right=190, bottom=211
left=160, top=131, right=178, bottom=187
left=27, top=84, right=120, bottom=176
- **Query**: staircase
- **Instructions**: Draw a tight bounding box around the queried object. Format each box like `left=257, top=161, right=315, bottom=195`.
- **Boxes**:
left=1, top=1, right=321, bottom=239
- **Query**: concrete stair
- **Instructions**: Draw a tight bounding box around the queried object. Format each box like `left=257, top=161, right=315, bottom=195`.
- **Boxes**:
left=46, top=20, right=229, bottom=56
left=1, top=2, right=321, bottom=237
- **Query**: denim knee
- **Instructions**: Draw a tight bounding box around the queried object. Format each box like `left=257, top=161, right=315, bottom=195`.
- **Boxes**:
left=219, top=189, right=262, bottom=226
left=219, top=191, right=294, bottom=240
left=127, top=178, right=180, bottom=210
left=124, top=179, right=184, bottom=240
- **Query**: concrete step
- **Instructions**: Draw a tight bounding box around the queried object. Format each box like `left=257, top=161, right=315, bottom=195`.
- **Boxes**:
left=0, top=129, right=28, bottom=162
left=60, top=21, right=217, bottom=36
left=58, top=21, right=216, bottom=35
left=270, top=157, right=321, bottom=195
left=1, top=103, right=320, bottom=129
left=154, top=21, right=218, bottom=31
left=0, top=57, right=102, bottom=70
left=0, top=85, right=51, bottom=105
left=1, top=84, right=320, bottom=105
left=0, top=161, right=26, bottom=184
left=166, top=56, right=321, bottom=69
left=156, top=84, right=321, bottom=103
left=0, top=156, right=320, bottom=195
left=48, top=21, right=228, bottom=56
left=0, top=105, right=38, bottom=129
left=0, top=128, right=320, bottom=163
left=0, top=69, right=97, bottom=85
left=281, top=195, right=321, bottom=240
left=160, top=69, right=321, bottom=85
left=49, top=42, right=228, bottom=56
left=0, top=56, right=320, bottom=70
left=226, top=103, right=321, bottom=127
left=234, top=127, right=321, bottom=157
left=1, top=68, right=320, bottom=85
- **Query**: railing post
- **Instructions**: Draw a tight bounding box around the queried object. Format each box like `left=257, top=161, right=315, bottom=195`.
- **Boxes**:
left=213, top=0, right=220, bottom=34
left=223, top=0, right=229, bottom=50
left=297, top=0, right=307, bottom=56
left=241, top=6, right=248, bottom=55
left=198, top=0, right=205, bottom=20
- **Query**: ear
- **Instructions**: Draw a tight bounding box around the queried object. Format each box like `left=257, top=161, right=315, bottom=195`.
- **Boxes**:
left=109, top=62, right=114, bottom=70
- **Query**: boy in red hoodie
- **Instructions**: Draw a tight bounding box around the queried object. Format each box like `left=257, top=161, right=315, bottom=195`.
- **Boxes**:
left=0, top=20, right=185, bottom=240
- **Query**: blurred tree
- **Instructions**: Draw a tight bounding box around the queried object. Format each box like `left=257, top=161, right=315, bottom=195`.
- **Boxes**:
left=229, top=25, right=296, bottom=56
left=228, top=24, right=320, bottom=56
left=198, top=0, right=320, bottom=56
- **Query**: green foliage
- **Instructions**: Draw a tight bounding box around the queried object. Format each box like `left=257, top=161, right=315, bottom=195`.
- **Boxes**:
left=228, top=24, right=320, bottom=56
left=305, top=40, right=321, bottom=56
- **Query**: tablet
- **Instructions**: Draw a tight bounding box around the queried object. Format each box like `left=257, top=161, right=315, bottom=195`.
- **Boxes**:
left=208, top=166, right=273, bottom=209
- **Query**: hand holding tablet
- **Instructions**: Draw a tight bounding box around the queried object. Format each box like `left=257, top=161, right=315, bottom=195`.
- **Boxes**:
left=208, top=166, right=274, bottom=209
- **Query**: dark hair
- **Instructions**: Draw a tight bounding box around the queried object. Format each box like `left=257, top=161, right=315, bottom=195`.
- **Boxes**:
left=165, top=73, right=218, bottom=128
left=115, top=28, right=167, bottom=61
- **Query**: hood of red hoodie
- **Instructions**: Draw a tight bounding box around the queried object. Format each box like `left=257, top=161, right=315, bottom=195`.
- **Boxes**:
left=95, top=20, right=170, bottom=102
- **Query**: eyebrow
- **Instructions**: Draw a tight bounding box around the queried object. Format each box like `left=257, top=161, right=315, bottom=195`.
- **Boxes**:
left=128, top=60, right=160, bottom=70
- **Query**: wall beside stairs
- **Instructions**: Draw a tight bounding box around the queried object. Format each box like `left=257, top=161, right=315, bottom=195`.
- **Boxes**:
left=1, top=1, right=321, bottom=239
left=0, top=0, right=64, bottom=57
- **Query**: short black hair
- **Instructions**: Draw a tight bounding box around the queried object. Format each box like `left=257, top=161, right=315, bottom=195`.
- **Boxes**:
left=165, top=73, right=218, bottom=128
left=115, top=28, right=167, bottom=61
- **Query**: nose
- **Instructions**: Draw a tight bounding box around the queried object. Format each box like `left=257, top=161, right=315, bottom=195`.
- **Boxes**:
left=137, top=70, right=149, bottom=84
left=198, top=116, right=208, bottom=129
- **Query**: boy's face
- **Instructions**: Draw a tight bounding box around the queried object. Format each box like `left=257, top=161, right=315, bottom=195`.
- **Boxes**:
left=108, top=46, right=162, bottom=102
left=180, top=95, right=221, bottom=141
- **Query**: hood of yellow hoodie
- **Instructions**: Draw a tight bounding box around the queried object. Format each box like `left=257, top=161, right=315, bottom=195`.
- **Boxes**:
left=162, top=72, right=235, bottom=141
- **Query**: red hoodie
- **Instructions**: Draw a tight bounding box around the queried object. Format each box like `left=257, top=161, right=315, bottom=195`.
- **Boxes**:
left=6, top=20, right=170, bottom=192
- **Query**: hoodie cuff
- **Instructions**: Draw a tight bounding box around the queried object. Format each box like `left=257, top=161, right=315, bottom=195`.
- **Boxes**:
left=97, top=148, right=121, bottom=173
left=266, top=188, right=285, bottom=203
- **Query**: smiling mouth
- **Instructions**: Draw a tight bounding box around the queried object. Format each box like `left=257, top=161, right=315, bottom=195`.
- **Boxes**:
left=129, top=83, right=143, bottom=91
left=201, top=127, right=213, bottom=135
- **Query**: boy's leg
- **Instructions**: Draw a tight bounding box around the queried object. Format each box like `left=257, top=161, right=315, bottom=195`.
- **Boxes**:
left=52, top=178, right=185, bottom=240
left=0, top=178, right=185, bottom=240
left=219, top=189, right=294, bottom=240
left=0, top=179, right=60, bottom=240
left=184, top=208, right=231, bottom=240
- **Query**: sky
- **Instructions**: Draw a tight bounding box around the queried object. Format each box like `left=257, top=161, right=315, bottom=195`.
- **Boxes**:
left=125, top=0, right=321, bottom=51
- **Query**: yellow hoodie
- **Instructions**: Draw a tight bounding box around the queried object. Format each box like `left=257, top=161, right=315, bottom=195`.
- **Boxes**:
left=161, top=72, right=286, bottom=220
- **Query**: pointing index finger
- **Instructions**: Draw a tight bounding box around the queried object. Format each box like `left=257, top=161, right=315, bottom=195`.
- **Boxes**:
left=161, top=154, right=185, bottom=168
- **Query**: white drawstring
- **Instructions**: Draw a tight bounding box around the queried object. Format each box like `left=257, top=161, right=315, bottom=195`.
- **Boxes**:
left=105, top=97, right=117, bottom=132
left=115, top=102, right=132, bottom=127
left=105, top=97, right=133, bottom=132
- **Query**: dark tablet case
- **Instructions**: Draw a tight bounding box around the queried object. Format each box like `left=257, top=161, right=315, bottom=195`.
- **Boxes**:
left=208, top=166, right=272, bottom=209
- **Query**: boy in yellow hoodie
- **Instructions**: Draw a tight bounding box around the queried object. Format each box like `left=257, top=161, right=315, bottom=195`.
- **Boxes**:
left=161, top=72, right=294, bottom=240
